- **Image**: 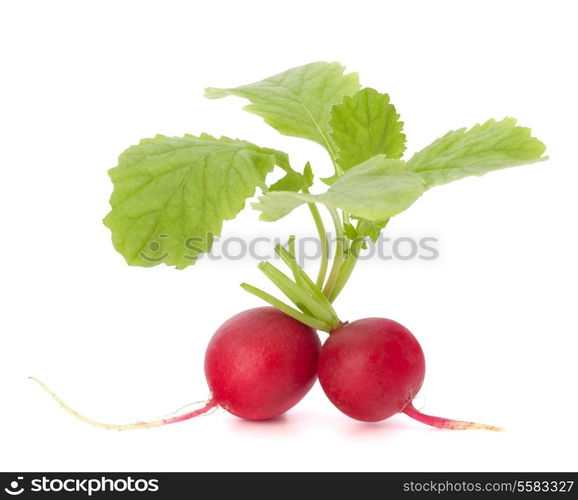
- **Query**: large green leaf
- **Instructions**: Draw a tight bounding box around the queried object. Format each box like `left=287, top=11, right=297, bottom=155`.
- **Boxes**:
left=254, top=156, right=424, bottom=222
left=205, top=62, right=360, bottom=157
left=330, top=88, right=406, bottom=170
left=407, top=118, right=547, bottom=188
left=104, top=134, right=279, bottom=269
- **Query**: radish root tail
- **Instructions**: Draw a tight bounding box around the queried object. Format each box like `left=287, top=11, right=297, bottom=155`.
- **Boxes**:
left=29, top=377, right=218, bottom=431
left=403, top=402, right=504, bottom=432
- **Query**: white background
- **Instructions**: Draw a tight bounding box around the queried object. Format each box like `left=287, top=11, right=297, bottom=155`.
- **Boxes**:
left=1, top=0, right=577, bottom=472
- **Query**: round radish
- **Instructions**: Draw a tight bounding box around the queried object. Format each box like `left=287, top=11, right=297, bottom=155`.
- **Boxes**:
left=318, top=318, right=501, bottom=430
left=205, top=306, right=321, bottom=420
left=318, top=318, right=424, bottom=422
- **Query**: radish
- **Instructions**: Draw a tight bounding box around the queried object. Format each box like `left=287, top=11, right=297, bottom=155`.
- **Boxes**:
left=32, top=307, right=320, bottom=429
left=33, top=62, right=546, bottom=431
left=205, top=307, right=321, bottom=420
left=318, top=318, right=501, bottom=430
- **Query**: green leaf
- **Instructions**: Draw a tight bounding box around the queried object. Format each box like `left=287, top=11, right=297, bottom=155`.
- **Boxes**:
left=330, top=88, right=406, bottom=170
left=406, top=118, right=547, bottom=189
left=104, top=134, right=278, bottom=269
left=343, top=222, right=358, bottom=240
left=269, top=169, right=308, bottom=192
left=302, top=162, right=314, bottom=186
left=269, top=160, right=314, bottom=193
left=320, top=173, right=338, bottom=186
left=252, top=191, right=312, bottom=222
left=355, top=218, right=389, bottom=242
left=343, top=217, right=389, bottom=243
left=254, top=156, right=424, bottom=222
left=322, top=157, right=423, bottom=220
left=205, top=62, right=360, bottom=157
left=261, top=147, right=291, bottom=172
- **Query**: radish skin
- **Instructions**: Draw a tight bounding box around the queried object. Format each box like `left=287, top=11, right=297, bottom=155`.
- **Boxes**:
left=205, top=307, right=321, bottom=420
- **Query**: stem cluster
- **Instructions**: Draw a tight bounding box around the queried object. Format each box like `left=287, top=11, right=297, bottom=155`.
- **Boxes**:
left=242, top=162, right=364, bottom=332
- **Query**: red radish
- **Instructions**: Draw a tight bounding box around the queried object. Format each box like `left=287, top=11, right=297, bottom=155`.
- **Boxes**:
left=31, top=307, right=321, bottom=429
left=205, top=306, right=321, bottom=420
left=318, top=318, right=502, bottom=430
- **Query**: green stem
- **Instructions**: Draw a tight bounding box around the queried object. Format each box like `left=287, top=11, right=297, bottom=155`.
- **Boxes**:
left=323, top=208, right=345, bottom=299
left=287, top=234, right=296, bottom=257
left=329, top=237, right=364, bottom=302
left=258, top=262, right=316, bottom=318
left=258, top=261, right=339, bottom=328
left=240, top=283, right=331, bottom=332
left=275, top=244, right=340, bottom=327
left=306, top=202, right=329, bottom=288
